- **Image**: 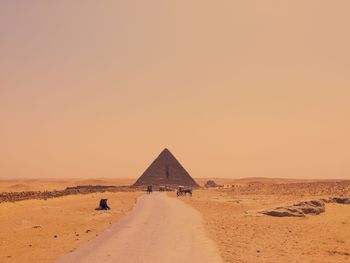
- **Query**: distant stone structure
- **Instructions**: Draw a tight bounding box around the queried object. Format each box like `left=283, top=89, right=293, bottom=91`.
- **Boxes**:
left=204, top=180, right=220, bottom=188
left=133, top=148, right=198, bottom=188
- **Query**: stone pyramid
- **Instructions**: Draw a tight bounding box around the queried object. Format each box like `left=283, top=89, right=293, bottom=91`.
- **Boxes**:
left=133, top=148, right=198, bottom=187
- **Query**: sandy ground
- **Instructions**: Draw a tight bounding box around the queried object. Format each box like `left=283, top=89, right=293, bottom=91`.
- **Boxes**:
left=2, top=179, right=350, bottom=263
left=56, top=192, right=223, bottom=263
left=0, top=191, right=142, bottom=263
left=176, top=187, right=350, bottom=263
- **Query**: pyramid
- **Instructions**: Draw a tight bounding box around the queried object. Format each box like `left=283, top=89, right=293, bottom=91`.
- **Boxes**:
left=133, top=148, right=199, bottom=187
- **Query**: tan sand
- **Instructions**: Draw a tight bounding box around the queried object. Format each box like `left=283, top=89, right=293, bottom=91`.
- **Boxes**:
left=55, top=192, right=223, bottom=263
left=0, top=191, right=142, bottom=263
left=177, top=186, right=350, bottom=263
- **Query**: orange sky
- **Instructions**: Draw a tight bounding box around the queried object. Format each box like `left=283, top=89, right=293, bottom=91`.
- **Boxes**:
left=0, top=1, right=349, bottom=179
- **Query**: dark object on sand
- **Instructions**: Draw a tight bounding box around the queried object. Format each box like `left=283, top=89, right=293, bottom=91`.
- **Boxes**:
left=146, top=185, right=153, bottom=194
left=176, top=186, right=192, bottom=197
left=95, top=199, right=111, bottom=210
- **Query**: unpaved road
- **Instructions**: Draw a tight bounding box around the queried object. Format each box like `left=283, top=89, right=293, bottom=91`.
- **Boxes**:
left=55, top=192, right=223, bottom=263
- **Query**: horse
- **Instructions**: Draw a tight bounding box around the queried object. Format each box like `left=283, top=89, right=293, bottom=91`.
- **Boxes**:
left=176, top=188, right=192, bottom=197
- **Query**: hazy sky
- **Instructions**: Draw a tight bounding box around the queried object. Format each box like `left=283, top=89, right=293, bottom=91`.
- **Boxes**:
left=1, top=1, right=349, bottom=180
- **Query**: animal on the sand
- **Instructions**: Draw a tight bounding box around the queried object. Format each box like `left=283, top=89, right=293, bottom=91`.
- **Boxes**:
left=176, top=187, right=192, bottom=197
left=95, top=199, right=111, bottom=210
left=147, top=185, right=153, bottom=194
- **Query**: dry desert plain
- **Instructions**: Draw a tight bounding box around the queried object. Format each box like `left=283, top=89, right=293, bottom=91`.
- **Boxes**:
left=0, top=179, right=142, bottom=263
left=175, top=179, right=350, bottom=263
left=1, top=178, right=350, bottom=263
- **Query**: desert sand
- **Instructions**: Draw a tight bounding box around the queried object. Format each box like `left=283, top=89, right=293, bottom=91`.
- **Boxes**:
left=176, top=181, right=350, bottom=263
left=55, top=192, right=222, bottom=263
left=0, top=189, right=142, bottom=263
left=2, top=179, right=350, bottom=263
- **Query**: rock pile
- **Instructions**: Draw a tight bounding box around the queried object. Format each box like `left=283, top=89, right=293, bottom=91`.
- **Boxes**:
left=262, top=199, right=326, bottom=217
left=262, top=197, right=350, bottom=217
left=0, top=185, right=133, bottom=203
left=329, top=197, right=350, bottom=204
left=65, top=185, right=117, bottom=191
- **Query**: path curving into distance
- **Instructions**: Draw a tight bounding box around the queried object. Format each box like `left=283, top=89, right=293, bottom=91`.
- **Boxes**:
left=55, top=192, right=223, bottom=263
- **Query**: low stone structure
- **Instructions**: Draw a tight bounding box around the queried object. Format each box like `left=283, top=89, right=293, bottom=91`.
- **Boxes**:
left=204, top=180, right=220, bottom=188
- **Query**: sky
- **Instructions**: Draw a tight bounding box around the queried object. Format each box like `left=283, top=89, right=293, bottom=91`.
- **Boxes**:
left=0, top=0, right=349, bottom=180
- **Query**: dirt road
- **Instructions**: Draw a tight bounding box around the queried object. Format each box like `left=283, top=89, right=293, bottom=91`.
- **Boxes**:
left=55, top=192, right=223, bottom=263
